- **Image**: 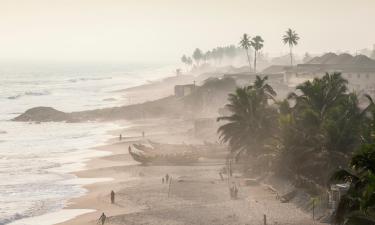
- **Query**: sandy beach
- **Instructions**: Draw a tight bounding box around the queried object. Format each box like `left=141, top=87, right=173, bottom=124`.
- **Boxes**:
left=55, top=118, right=323, bottom=225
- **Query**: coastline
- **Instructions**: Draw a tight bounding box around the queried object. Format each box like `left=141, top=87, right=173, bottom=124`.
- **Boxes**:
left=54, top=118, right=193, bottom=225
left=53, top=118, right=322, bottom=225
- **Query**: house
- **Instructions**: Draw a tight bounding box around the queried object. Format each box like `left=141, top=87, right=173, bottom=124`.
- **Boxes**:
left=174, top=84, right=196, bottom=97
left=277, top=53, right=375, bottom=96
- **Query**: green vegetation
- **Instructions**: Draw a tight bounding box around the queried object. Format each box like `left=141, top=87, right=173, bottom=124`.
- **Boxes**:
left=251, top=36, right=264, bottom=73
left=181, top=45, right=242, bottom=71
left=218, top=72, right=375, bottom=223
left=282, top=28, right=300, bottom=66
left=239, top=33, right=253, bottom=72
left=181, top=55, right=193, bottom=71
left=330, top=144, right=375, bottom=224
left=217, top=76, right=277, bottom=159
left=193, top=48, right=203, bottom=66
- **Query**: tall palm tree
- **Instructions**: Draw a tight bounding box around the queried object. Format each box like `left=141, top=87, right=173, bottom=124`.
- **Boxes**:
left=239, top=33, right=252, bottom=73
left=193, top=48, right=203, bottom=67
left=251, top=36, right=264, bottom=73
left=217, top=76, right=277, bottom=159
left=181, top=55, right=188, bottom=71
left=282, top=28, right=300, bottom=66
left=280, top=73, right=373, bottom=184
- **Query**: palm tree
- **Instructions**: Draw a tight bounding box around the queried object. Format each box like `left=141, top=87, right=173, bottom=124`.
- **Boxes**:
left=280, top=72, right=373, bottom=184
left=330, top=143, right=375, bottom=225
left=186, top=57, right=193, bottom=69
left=181, top=55, right=188, bottom=71
left=193, top=48, right=203, bottom=67
left=282, top=28, right=300, bottom=66
left=217, top=76, right=277, bottom=159
left=251, top=36, right=264, bottom=73
left=239, top=33, right=252, bottom=73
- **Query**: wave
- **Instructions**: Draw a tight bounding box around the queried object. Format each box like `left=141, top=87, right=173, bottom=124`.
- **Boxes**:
left=24, top=91, right=50, bottom=96
left=0, top=212, right=25, bottom=225
left=7, top=91, right=50, bottom=100
left=68, top=77, right=112, bottom=83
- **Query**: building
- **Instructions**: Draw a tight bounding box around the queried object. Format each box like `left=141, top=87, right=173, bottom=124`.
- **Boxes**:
left=261, top=53, right=375, bottom=97
left=174, top=84, right=196, bottom=97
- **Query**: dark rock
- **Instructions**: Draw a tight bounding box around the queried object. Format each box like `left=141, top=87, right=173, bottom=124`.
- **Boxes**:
left=12, top=107, right=72, bottom=122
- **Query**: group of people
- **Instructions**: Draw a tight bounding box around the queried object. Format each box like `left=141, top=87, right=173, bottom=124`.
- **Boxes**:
left=97, top=190, right=116, bottom=225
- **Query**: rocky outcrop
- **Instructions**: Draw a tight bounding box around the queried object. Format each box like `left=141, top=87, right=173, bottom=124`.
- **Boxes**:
left=12, top=96, right=184, bottom=122
left=12, top=107, right=73, bottom=122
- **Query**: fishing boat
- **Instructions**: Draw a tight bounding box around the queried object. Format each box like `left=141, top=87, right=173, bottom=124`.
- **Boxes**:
left=128, top=145, right=200, bottom=165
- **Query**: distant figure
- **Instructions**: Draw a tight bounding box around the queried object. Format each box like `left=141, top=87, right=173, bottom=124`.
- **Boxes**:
left=234, top=184, right=238, bottom=198
left=162, top=177, right=165, bottom=184
left=142, top=131, right=145, bottom=137
left=119, top=134, right=122, bottom=141
left=98, top=212, right=107, bottom=225
left=219, top=172, right=224, bottom=181
left=166, top=174, right=169, bottom=183
left=230, top=182, right=238, bottom=199
left=110, top=190, right=115, bottom=204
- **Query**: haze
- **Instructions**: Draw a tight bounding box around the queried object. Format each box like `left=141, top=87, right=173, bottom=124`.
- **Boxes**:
left=0, top=0, right=374, bottom=63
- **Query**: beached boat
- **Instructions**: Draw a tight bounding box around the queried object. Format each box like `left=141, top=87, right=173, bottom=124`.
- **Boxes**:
left=128, top=145, right=200, bottom=164
left=128, top=140, right=228, bottom=165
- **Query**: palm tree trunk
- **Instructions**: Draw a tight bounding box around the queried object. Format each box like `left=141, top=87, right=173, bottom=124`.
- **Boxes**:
left=246, top=49, right=252, bottom=73
left=254, top=50, right=257, bottom=73
left=290, top=46, right=293, bottom=66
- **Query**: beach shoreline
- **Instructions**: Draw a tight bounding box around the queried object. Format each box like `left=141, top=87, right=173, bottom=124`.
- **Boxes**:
left=50, top=118, right=323, bottom=225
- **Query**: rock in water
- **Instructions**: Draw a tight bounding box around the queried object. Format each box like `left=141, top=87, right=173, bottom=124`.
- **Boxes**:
left=12, top=107, right=72, bottom=122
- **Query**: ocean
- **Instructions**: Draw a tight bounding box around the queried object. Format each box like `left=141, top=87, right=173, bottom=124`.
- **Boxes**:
left=0, top=62, right=174, bottom=225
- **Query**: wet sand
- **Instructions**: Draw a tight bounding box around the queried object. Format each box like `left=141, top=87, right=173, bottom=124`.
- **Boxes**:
left=57, top=118, right=323, bottom=225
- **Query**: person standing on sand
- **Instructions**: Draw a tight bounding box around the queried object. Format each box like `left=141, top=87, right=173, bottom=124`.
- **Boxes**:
left=162, top=177, right=165, bottom=184
left=110, top=190, right=115, bottom=204
left=166, top=174, right=169, bottom=183
left=142, top=131, right=145, bottom=137
left=98, top=212, right=107, bottom=225
left=119, top=134, right=122, bottom=141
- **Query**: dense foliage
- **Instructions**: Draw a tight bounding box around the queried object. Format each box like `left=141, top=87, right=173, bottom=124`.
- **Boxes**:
left=330, top=143, right=375, bottom=224
left=218, top=72, right=375, bottom=223
left=217, top=76, right=277, bottom=159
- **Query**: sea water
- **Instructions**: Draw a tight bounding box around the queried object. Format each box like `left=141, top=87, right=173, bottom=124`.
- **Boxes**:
left=0, top=62, right=174, bottom=225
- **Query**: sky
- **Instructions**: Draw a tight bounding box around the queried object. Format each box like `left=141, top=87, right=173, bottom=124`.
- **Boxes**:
left=0, top=0, right=374, bottom=63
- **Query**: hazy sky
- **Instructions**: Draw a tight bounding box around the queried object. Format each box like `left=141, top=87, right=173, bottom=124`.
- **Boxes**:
left=0, top=0, right=374, bottom=63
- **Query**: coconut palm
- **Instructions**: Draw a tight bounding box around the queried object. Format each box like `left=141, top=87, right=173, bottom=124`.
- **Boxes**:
left=217, top=76, right=277, bottom=159
left=251, top=36, right=264, bottom=73
left=330, top=143, right=375, bottom=225
left=239, top=33, right=252, bottom=72
left=193, top=48, right=203, bottom=66
left=181, top=55, right=188, bottom=71
left=282, top=28, right=300, bottom=66
left=280, top=72, right=373, bottom=184
left=186, top=57, right=193, bottom=69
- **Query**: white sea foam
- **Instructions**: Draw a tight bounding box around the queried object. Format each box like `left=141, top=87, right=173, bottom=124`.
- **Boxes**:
left=0, top=62, right=175, bottom=225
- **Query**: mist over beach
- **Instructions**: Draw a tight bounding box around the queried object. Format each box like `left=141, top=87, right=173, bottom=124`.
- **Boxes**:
left=1, top=0, right=375, bottom=225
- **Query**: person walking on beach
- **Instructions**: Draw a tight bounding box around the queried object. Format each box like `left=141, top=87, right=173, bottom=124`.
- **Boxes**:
left=165, top=174, right=169, bottom=183
left=110, top=190, right=115, bottom=204
left=162, top=177, right=165, bottom=184
left=142, top=131, right=145, bottom=137
left=98, top=212, right=107, bottom=225
left=119, top=134, right=122, bottom=141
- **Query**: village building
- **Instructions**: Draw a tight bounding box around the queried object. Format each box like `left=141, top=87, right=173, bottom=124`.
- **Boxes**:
left=174, top=84, right=196, bottom=97
left=262, top=53, right=375, bottom=97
